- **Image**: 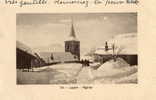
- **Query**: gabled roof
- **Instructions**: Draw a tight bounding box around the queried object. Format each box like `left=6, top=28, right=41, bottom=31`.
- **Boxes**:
left=38, top=52, right=78, bottom=63
left=16, top=41, right=36, bottom=57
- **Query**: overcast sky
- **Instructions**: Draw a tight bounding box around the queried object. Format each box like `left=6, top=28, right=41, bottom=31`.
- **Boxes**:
left=16, top=13, right=137, bottom=55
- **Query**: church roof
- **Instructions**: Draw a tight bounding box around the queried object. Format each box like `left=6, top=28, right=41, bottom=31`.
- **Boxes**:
left=70, top=24, right=76, bottom=38
left=38, top=52, right=78, bottom=63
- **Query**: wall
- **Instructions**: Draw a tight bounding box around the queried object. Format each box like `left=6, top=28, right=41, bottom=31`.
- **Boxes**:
left=94, top=54, right=138, bottom=65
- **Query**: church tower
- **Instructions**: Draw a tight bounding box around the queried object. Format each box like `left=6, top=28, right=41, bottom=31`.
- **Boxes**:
left=65, top=22, right=80, bottom=60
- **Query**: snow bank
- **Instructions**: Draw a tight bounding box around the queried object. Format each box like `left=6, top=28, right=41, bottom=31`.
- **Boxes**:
left=114, top=72, right=137, bottom=83
left=90, top=62, right=101, bottom=69
left=94, top=58, right=137, bottom=78
left=76, top=58, right=137, bottom=84
left=76, top=67, right=95, bottom=84
left=33, top=66, right=50, bottom=72
left=98, top=58, right=129, bottom=70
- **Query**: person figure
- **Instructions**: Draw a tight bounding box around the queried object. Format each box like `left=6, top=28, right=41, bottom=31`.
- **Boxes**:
left=105, top=41, right=109, bottom=51
left=87, top=60, right=90, bottom=66
left=84, top=59, right=87, bottom=67
left=81, top=59, right=84, bottom=67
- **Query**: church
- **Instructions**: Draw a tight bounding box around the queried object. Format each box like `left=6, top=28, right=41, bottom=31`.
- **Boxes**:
left=16, top=22, right=81, bottom=70
left=38, top=22, right=80, bottom=64
left=65, top=23, right=80, bottom=60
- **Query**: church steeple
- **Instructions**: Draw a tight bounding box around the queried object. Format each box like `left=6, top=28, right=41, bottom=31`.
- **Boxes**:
left=65, top=19, right=80, bottom=60
left=67, top=20, right=78, bottom=41
left=69, top=23, right=76, bottom=38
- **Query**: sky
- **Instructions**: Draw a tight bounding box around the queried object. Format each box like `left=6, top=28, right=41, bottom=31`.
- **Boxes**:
left=16, top=13, right=137, bottom=55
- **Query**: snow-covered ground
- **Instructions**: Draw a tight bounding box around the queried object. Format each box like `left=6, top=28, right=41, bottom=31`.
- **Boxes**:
left=17, top=58, right=137, bottom=84
left=17, top=63, right=83, bottom=84
left=48, top=63, right=82, bottom=84
left=77, top=58, right=137, bottom=84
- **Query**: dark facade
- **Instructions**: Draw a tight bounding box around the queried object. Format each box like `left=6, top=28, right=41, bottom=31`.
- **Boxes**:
left=94, top=54, right=138, bottom=66
left=16, top=48, right=34, bottom=70
left=65, top=41, right=80, bottom=60
left=17, top=48, right=46, bottom=69
left=16, top=41, right=45, bottom=70
left=120, top=54, right=138, bottom=65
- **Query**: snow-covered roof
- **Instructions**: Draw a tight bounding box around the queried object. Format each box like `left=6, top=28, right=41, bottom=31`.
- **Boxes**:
left=38, top=52, right=78, bottom=63
left=16, top=41, right=36, bottom=57
left=95, top=33, right=137, bottom=55
left=81, top=55, right=94, bottom=61
left=94, top=47, right=113, bottom=55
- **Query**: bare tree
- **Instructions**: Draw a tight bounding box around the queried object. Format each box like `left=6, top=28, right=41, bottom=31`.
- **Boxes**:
left=112, top=43, right=124, bottom=62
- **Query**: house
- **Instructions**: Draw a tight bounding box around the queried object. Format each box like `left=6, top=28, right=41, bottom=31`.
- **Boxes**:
left=16, top=41, right=45, bottom=70
left=94, top=33, right=138, bottom=65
